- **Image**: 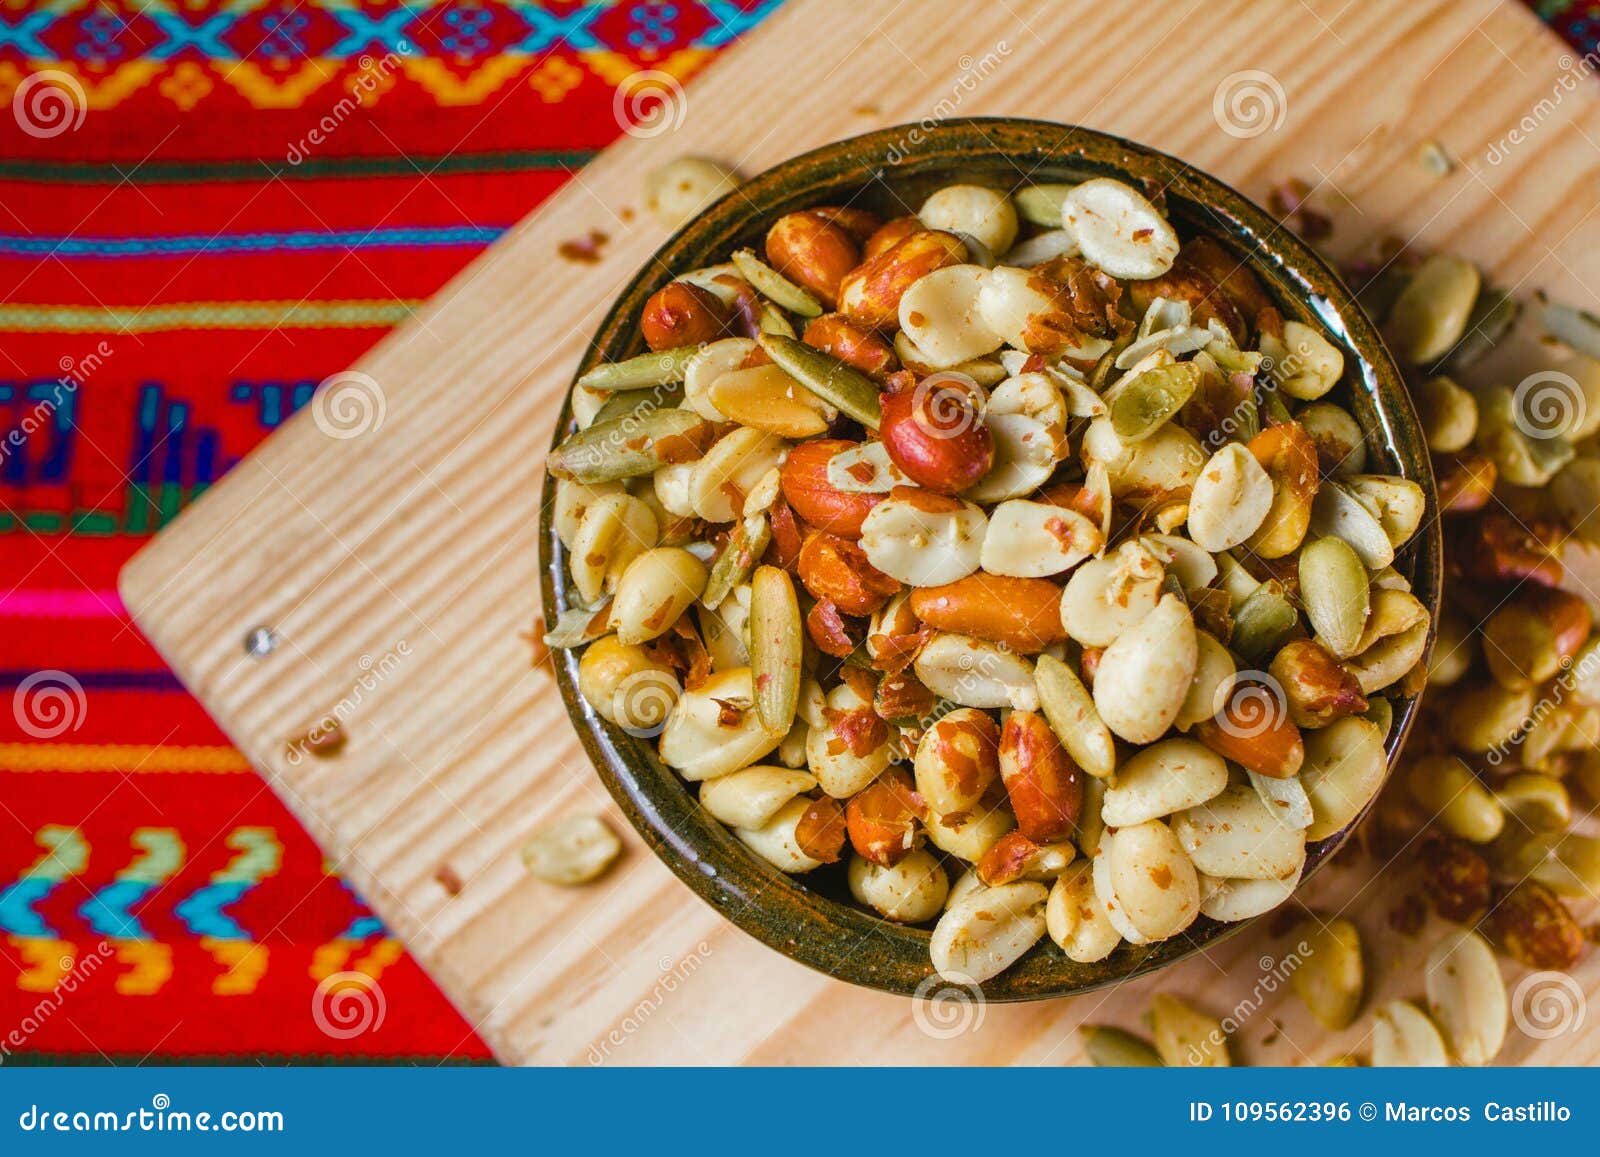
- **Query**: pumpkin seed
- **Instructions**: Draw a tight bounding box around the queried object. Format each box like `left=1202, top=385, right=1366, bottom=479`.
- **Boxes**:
left=1082, top=1025, right=1162, bottom=1067
left=731, top=247, right=823, bottom=318
left=1291, top=917, right=1364, bottom=1029
left=1230, top=581, right=1298, bottom=662
left=1013, top=183, right=1075, bottom=227
left=1425, top=929, right=1507, bottom=1066
left=521, top=814, right=622, bottom=885
left=1386, top=253, right=1481, bottom=364
left=591, top=384, right=684, bottom=427
left=757, top=332, right=882, bottom=429
left=1309, top=481, right=1394, bottom=570
left=1033, top=653, right=1116, bottom=778
left=1442, top=285, right=1519, bottom=370
left=1538, top=294, right=1600, bottom=361
left=1299, top=536, right=1371, bottom=658
left=542, top=600, right=613, bottom=649
left=577, top=344, right=701, bottom=392
left=1148, top=994, right=1230, bottom=1067
left=702, top=511, right=770, bottom=610
left=1109, top=362, right=1201, bottom=442
left=549, top=407, right=714, bottom=484
left=1249, top=769, right=1314, bottom=831
left=750, top=566, right=801, bottom=733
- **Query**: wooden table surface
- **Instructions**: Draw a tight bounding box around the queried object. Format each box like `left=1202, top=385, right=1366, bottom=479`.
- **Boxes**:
left=122, top=0, right=1600, bottom=1064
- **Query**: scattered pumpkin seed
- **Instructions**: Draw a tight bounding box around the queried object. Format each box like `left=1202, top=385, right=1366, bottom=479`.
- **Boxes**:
left=577, top=344, right=701, bottom=392
left=757, top=332, right=882, bottom=429
left=1148, top=994, right=1230, bottom=1066
left=702, top=512, right=770, bottom=611
left=1299, top=537, right=1371, bottom=658
left=1109, top=362, right=1201, bottom=442
left=732, top=247, right=824, bottom=318
left=548, top=407, right=715, bottom=484
left=1082, top=1024, right=1162, bottom=1067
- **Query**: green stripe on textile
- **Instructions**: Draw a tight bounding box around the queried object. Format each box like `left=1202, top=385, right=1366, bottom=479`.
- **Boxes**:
left=0, top=300, right=420, bottom=333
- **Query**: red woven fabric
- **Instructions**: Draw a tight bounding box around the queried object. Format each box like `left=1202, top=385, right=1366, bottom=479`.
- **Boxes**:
left=0, top=0, right=773, bottom=1064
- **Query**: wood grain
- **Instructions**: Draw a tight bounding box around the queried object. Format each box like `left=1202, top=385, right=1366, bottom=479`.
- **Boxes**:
left=122, top=0, right=1600, bottom=1065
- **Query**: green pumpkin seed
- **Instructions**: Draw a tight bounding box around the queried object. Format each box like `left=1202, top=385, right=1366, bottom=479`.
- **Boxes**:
left=1442, top=286, right=1519, bottom=370
left=750, top=565, right=801, bottom=733
left=541, top=600, right=613, bottom=649
left=1385, top=253, right=1481, bottom=364
left=732, top=248, right=823, bottom=318
left=1538, top=294, right=1600, bottom=361
left=1230, top=580, right=1298, bottom=662
left=1033, top=653, right=1116, bottom=778
left=1299, top=537, right=1371, bottom=658
left=1363, top=695, right=1393, bottom=738
left=1082, top=1025, right=1162, bottom=1067
left=590, top=384, right=683, bottom=427
left=1013, top=183, right=1075, bottom=227
left=577, top=344, right=701, bottom=392
left=548, top=407, right=714, bottom=484
left=702, top=512, right=770, bottom=611
left=1109, top=362, right=1200, bottom=442
left=757, top=332, right=882, bottom=429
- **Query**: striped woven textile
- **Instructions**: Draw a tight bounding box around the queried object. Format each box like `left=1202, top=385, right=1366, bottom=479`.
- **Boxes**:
left=0, top=0, right=1588, bottom=1064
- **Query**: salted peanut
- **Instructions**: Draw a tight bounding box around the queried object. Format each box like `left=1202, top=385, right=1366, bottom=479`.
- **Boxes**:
left=1270, top=639, right=1367, bottom=729
left=1134, top=536, right=1212, bottom=595
left=1405, top=755, right=1504, bottom=845
left=981, top=499, right=1101, bottom=577
left=1477, top=384, right=1576, bottom=487
left=1513, top=832, right=1600, bottom=899
left=700, top=586, right=751, bottom=669
left=1091, top=835, right=1148, bottom=945
left=806, top=680, right=894, bottom=798
left=862, top=215, right=923, bottom=260
left=1300, top=715, right=1386, bottom=841
left=1080, top=417, right=1205, bottom=501
left=1259, top=319, right=1344, bottom=400
left=988, top=371, right=1071, bottom=433
left=570, top=384, right=610, bottom=429
left=688, top=427, right=788, bottom=524
left=1386, top=254, right=1481, bottom=364
left=797, top=531, right=899, bottom=616
left=929, top=880, right=1048, bottom=983
left=898, top=265, right=1005, bottom=366
left=1291, top=918, right=1364, bottom=1030
left=735, top=796, right=828, bottom=873
left=1102, top=738, right=1228, bottom=827
left=659, top=667, right=785, bottom=781
left=878, top=374, right=994, bottom=494
left=1552, top=457, right=1600, bottom=544
left=1093, top=594, right=1197, bottom=744
left=698, top=766, right=817, bottom=829
left=997, top=710, right=1083, bottom=842
left=764, top=210, right=861, bottom=305
left=846, top=768, right=921, bottom=866
left=924, top=796, right=1017, bottom=862
left=610, top=547, right=708, bottom=646
left=944, top=867, right=986, bottom=911
left=1173, top=783, right=1307, bottom=881
left=577, top=636, right=678, bottom=731
left=1062, top=178, right=1179, bottom=280
left=1435, top=451, right=1497, bottom=514
left=641, top=281, right=730, bottom=351
left=1371, top=1000, right=1449, bottom=1068
left=1032, top=653, right=1116, bottom=779
left=1428, top=608, right=1474, bottom=687
left=1003, top=229, right=1079, bottom=268
left=1198, top=873, right=1297, bottom=923
left=802, top=312, right=897, bottom=378
left=652, top=461, right=698, bottom=518
left=1480, top=588, right=1592, bottom=688
left=1298, top=536, right=1370, bottom=658
left=1241, top=422, right=1318, bottom=559
left=1425, top=929, right=1507, bottom=1066
left=569, top=492, right=660, bottom=604
left=706, top=363, right=832, bottom=438
left=919, top=185, right=1019, bottom=255
left=909, top=574, right=1067, bottom=654
left=1297, top=400, right=1366, bottom=475
left=859, top=488, right=987, bottom=586
left=683, top=338, right=762, bottom=422
left=914, top=633, right=1038, bottom=710
left=1345, top=475, right=1426, bottom=548
left=1045, top=862, right=1121, bottom=962
left=553, top=478, right=626, bottom=550
left=1175, top=630, right=1237, bottom=731
left=1416, top=374, right=1478, bottom=452
left=521, top=814, right=622, bottom=885
left=780, top=438, right=883, bottom=538
left=964, top=412, right=1059, bottom=503
left=645, top=156, right=740, bottom=227
left=1059, top=540, right=1164, bottom=647
left=977, top=265, right=1089, bottom=355
left=1495, top=772, right=1571, bottom=832
left=848, top=849, right=949, bottom=923
left=838, top=229, right=966, bottom=330
left=1342, top=588, right=1429, bottom=694
left=1185, top=442, right=1273, bottom=552
left=1150, top=994, right=1230, bottom=1067
left=976, top=831, right=1077, bottom=886
left=1447, top=681, right=1535, bottom=753
left=792, top=795, right=848, bottom=864
left=1193, top=677, right=1305, bottom=780
left=1106, top=819, right=1200, bottom=941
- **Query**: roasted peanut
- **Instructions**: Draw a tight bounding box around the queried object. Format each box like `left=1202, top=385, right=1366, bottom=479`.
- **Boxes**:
left=845, top=767, right=922, bottom=866
left=838, top=229, right=966, bottom=330
left=765, top=210, right=862, bottom=305
left=1269, top=639, right=1368, bottom=729
left=878, top=374, right=995, bottom=493
left=998, top=709, right=1083, bottom=843
left=909, top=574, right=1068, bottom=654
left=641, top=281, right=730, bottom=350
left=797, top=531, right=900, bottom=616
left=801, top=312, right=897, bottom=378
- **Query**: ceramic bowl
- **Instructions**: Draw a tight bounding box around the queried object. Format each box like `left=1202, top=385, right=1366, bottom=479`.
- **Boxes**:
left=539, top=118, right=1441, bottom=999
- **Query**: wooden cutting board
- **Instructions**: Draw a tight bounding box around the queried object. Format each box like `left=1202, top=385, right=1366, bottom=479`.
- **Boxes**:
left=122, top=0, right=1600, bottom=1065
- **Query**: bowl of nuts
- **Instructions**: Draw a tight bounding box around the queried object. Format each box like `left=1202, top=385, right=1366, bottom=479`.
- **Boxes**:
left=540, top=119, right=1442, bottom=998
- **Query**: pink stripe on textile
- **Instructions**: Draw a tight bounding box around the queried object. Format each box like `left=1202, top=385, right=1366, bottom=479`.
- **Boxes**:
left=0, top=589, right=126, bottom=618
